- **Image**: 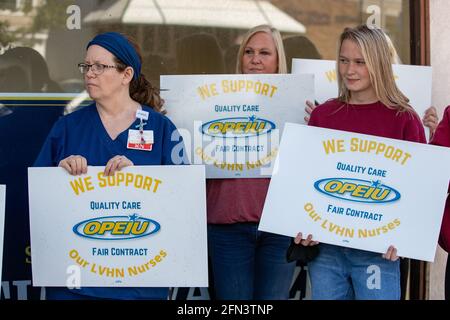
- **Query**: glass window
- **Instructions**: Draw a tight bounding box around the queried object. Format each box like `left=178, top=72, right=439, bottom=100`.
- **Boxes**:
left=0, top=0, right=411, bottom=94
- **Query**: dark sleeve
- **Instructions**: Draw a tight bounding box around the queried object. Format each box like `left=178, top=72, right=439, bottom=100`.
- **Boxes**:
left=439, top=200, right=450, bottom=253
left=161, top=117, right=190, bottom=165
left=431, top=106, right=450, bottom=148
left=33, top=119, right=66, bottom=167
left=430, top=107, right=450, bottom=252
left=430, top=106, right=450, bottom=195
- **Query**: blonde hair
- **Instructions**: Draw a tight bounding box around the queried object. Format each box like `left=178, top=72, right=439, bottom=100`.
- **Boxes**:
left=384, top=32, right=402, bottom=64
left=236, top=25, right=287, bottom=74
left=337, top=25, right=412, bottom=113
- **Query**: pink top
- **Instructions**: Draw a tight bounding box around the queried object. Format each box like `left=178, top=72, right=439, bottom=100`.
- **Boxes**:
left=430, top=106, right=450, bottom=252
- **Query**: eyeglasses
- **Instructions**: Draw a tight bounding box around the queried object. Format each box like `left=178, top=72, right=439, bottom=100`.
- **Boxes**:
left=78, top=63, right=118, bottom=75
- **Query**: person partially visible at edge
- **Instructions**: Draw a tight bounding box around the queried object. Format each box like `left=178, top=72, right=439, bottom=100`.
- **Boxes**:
left=295, top=25, right=426, bottom=300
left=206, top=25, right=296, bottom=300
left=33, top=32, right=187, bottom=300
left=429, top=106, right=450, bottom=300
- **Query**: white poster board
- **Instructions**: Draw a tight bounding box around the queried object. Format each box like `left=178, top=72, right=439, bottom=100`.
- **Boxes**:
left=161, top=74, right=314, bottom=178
left=292, top=59, right=433, bottom=140
left=0, top=185, right=5, bottom=293
left=28, top=166, right=207, bottom=287
left=259, top=123, right=450, bottom=261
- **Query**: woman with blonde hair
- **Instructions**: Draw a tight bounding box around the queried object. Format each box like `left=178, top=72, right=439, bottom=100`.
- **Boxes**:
left=304, top=30, right=439, bottom=138
left=235, top=24, right=287, bottom=74
left=295, top=25, right=426, bottom=300
left=207, top=24, right=296, bottom=300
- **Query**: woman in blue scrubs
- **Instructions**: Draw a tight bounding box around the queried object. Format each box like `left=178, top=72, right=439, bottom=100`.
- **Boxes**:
left=34, top=32, right=187, bottom=300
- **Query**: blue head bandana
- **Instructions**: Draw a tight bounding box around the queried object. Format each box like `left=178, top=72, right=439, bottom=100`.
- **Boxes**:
left=87, top=32, right=141, bottom=80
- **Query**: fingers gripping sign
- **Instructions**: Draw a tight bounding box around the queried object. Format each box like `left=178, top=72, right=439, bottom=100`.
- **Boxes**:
left=104, top=155, right=134, bottom=176
left=422, top=106, right=439, bottom=137
left=294, top=232, right=320, bottom=246
left=58, top=155, right=88, bottom=176
left=382, top=245, right=399, bottom=261
left=304, top=100, right=316, bottom=123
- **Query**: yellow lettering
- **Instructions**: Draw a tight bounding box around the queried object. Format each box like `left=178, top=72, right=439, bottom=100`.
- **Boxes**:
left=70, top=176, right=94, bottom=195
left=322, top=139, right=345, bottom=154
left=325, top=70, right=337, bottom=83
left=269, top=85, right=278, bottom=97
left=197, top=84, right=218, bottom=100
left=261, top=83, right=269, bottom=96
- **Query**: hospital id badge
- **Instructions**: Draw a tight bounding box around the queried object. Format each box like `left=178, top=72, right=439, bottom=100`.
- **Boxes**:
left=127, top=129, right=154, bottom=151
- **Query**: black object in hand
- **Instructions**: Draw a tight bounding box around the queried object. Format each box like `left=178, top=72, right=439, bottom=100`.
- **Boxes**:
left=286, top=240, right=320, bottom=264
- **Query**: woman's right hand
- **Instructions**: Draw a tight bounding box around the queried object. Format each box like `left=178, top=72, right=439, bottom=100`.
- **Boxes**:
left=304, top=100, right=316, bottom=123
left=294, top=232, right=320, bottom=246
left=422, top=106, right=439, bottom=138
left=58, top=155, right=88, bottom=175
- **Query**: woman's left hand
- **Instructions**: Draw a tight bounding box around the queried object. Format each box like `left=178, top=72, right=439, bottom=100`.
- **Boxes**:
left=104, top=155, right=134, bottom=176
left=294, top=232, right=320, bottom=246
left=304, top=100, right=316, bottom=123
left=382, top=245, right=399, bottom=261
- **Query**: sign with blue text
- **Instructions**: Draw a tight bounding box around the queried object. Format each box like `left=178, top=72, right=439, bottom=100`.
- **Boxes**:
left=0, top=185, right=5, bottom=293
left=28, top=166, right=207, bottom=287
left=259, top=123, right=450, bottom=261
left=161, top=74, right=314, bottom=178
left=292, top=59, right=433, bottom=140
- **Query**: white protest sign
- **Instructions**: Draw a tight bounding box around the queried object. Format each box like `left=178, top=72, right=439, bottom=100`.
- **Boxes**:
left=0, top=185, right=5, bottom=293
left=292, top=59, right=433, bottom=140
left=161, top=74, right=314, bottom=178
left=28, top=166, right=207, bottom=287
left=259, top=123, right=450, bottom=261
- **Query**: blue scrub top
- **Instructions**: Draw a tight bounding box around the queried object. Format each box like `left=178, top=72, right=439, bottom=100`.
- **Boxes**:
left=34, top=103, right=188, bottom=300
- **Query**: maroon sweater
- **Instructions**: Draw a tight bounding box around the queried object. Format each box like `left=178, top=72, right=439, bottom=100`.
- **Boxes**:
left=309, top=99, right=426, bottom=143
left=430, top=106, right=450, bottom=253
left=207, top=178, right=269, bottom=224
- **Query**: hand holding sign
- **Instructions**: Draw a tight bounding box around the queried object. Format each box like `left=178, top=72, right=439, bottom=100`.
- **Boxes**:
left=259, top=124, right=450, bottom=261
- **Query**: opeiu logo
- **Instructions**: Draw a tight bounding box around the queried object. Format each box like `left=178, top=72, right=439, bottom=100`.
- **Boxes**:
left=73, top=214, right=160, bottom=240
left=314, top=178, right=401, bottom=204
left=201, top=115, right=275, bottom=138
